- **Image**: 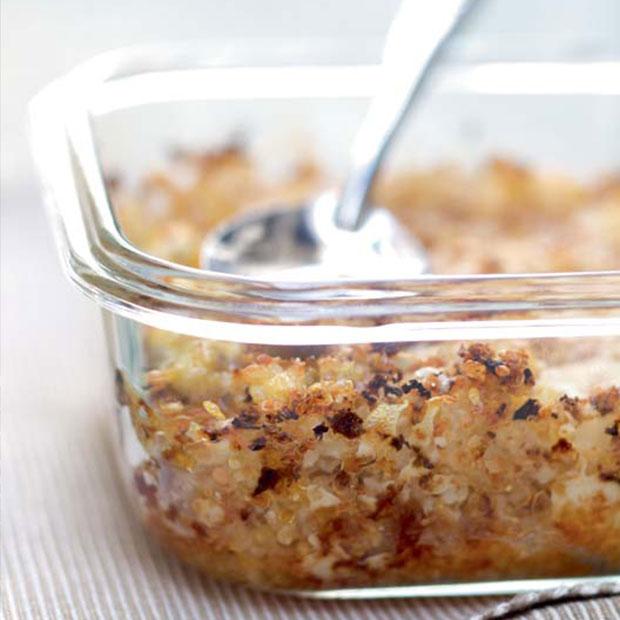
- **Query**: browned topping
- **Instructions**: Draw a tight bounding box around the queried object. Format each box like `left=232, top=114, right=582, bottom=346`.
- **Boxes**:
left=523, top=368, right=535, bottom=386
left=361, top=390, right=377, bottom=405
left=249, top=436, right=267, bottom=451
left=252, top=467, right=280, bottom=496
left=273, top=408, right=299, bottom=422
left=270, top=430, right=291, bottom=443
left=384, top=384, right=404, bottom=397
left=513, top=399, right=540, bottom=421
left=591, top=387, right=620, bottom=415
left=461, top=344, right=505, bottom=377
left=119, top=150, right=620, bottom=591
left=600, top=471, right=620, bottom=485
left=232, top=412, right=261, bottom=429
left=367, top=375, right=388, bottom=393
left=495, top=403, right=507, bottom=418
left=313, top=423, right=329, bottom=439
left=460, top=343, right=494, bottom=362
left=390, top=435, right=405, bottom=451
left=560, top=394, right=580, bottom=416
left=412, top=446, right=434, bottom=470
left=335, top=470, right=351, bottom=487
left=461, top=359, right=487, bottom=382
left=552, top=438, right=573, bottom=453
left=418, top=473, right=433, bottom=489
left=191, top=521, right=208, bottom=537
left=401, top=379, right=431, bottom=399
left=330, top=410, right=364, bottom=439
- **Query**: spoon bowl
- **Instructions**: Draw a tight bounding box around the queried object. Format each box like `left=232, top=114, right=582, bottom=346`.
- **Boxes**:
left=201, top=193, right=428, bottom=280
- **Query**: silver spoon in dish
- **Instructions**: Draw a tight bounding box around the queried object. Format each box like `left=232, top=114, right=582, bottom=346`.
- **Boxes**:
left=201, top=0, right=477, bottom=280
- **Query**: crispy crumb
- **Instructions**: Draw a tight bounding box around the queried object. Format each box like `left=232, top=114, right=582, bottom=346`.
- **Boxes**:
left=116, top=149, right=620, bottom=590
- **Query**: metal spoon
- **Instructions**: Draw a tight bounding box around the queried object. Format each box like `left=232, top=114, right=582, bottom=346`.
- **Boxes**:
left=201, top=0, right=477, bottom=280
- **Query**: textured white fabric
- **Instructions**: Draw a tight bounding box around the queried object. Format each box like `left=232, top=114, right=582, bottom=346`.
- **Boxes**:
left=2, top=191, right=618, bottom=620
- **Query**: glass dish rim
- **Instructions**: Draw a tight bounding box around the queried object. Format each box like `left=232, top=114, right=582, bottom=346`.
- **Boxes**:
left=29, top=42, right=620, bottom=340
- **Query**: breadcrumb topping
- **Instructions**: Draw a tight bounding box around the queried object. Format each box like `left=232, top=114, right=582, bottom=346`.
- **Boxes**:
left=111, top=148, right=620, bottom=590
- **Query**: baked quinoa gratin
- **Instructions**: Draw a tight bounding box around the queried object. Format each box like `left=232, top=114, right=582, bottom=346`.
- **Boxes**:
left=111, top=148, right=620, bottom=590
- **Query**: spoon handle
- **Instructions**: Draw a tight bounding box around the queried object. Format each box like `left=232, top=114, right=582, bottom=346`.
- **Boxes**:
left=335, top=0, right=478, bottom=230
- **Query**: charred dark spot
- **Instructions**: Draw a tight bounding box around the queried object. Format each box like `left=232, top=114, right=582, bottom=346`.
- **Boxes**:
left=512, top=399, right=540, bottom=421
left=486, top=431, right=496, bottom=439
left=361, top=390, right=377, bottom=405
left=390, top=435, right=405, bottom=451
left=412, top=446, right=434, bottom=469
left=335, top=470, right=351, bottom=487
left=249, top=436, right=267, bottom=451
left=240, top=508, right=251, bottom=521
left=600, top=471, right=620, bottom=485
left=191, top=521, right=208, bottom=537
left=401, top=379, right=431, bottom=399
left=560, top=394, right=580, bottom=415
left=207, top=430, right=222, bottom=442
left=313, top=423, right=329, bottom=439
left=482, top=358, right=503, bottom=373
left=330, top=410, right=364, bottom=439
left=244, top=387, right=253, bottom=403
left=274, top=407, right=299, bottom=422
left=552, top=438, right=573, bottom=453
left=605, top=421, right=619, bottom=437
left=384, top=385, right=403, bottom=397
left=495, top=403, right=507, bottom=418
left=252, top=467, right=280, bottom=496
left=523, top=368, right=535, bottom=386
left=368, top=375, right=388, bottom=392
left=232, top=412, right=261, bottom=429
left=464, top=345, right=507, bottom=377
left=591, top=387, right=620, bottom=415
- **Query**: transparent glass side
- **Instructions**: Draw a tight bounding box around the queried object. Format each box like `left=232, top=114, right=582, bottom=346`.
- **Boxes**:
left=29, top=43, right=620, bottom=344
left=106, top=310, right=620, bottom=595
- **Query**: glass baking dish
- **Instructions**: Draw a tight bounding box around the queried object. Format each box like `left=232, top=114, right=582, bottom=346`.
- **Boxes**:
left=30, top=36, right=620, bottom=598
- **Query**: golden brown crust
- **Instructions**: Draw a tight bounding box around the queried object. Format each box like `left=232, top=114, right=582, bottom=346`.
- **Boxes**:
left=111, top=149, right=620, bottom=589
left=123, top=341, right=620, bottom=590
